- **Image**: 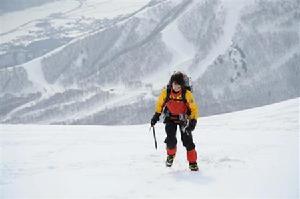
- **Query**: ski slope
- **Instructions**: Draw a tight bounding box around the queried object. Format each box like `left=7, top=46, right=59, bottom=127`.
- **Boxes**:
left=0, top=98, right=299, bottom=198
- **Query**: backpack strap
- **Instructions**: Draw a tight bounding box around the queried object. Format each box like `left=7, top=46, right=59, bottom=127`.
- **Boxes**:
left=165, top=85, right=171, bottom=103
left=182, top=88, right=187, bottom=103
left=182, top=88, right=192, bottom=116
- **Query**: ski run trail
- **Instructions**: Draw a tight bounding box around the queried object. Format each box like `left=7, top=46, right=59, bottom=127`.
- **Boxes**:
left=0, top=98, right=299, bottom=198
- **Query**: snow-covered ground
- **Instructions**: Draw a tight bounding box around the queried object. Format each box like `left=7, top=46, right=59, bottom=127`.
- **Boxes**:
left=0, top=98, right=299, bottom=198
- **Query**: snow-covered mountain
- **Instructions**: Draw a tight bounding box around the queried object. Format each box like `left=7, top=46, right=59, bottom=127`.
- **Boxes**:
left=0, top=98, right=298, bottom=198
left=0, top=0, right=299, bottom=124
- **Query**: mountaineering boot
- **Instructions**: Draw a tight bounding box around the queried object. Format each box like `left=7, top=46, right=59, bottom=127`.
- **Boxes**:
left=189, top=162, right=199, bottom=171
left=166, top=147, right=176, bottom=167
left=166, top=155, right=175, bottom=167
left=187, top=149, right=198, bottom=171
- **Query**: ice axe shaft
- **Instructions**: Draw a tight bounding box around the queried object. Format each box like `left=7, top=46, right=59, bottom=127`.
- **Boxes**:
left=150, top=126, right=157, bottom=149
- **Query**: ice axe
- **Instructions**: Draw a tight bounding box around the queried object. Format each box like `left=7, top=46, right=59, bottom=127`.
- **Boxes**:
left=149, top=125, right=157, bottom=150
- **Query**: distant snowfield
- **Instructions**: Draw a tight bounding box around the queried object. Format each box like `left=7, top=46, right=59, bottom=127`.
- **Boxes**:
left=65, top=0, right=150, bottom=19
left=0, top=0, right=79, bottom=34
left=0, top=98, right=299, bottom=198
left=0, top=0, right=150, bottom=43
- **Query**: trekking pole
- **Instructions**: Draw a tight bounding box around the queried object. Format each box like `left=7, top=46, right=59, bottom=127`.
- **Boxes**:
left=149, top=125, right=158, bottom=150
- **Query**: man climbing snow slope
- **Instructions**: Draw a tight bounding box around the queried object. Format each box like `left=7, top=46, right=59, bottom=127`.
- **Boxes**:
left=151, top=71, right=199, bottom=171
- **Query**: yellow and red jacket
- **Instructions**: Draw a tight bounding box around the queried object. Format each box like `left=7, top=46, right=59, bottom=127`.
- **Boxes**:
left=155, top=88, right=199, bottom=120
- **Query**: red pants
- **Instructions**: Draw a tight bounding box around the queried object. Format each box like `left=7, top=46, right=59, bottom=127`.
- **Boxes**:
left=167, top=147, right=197, bottom=163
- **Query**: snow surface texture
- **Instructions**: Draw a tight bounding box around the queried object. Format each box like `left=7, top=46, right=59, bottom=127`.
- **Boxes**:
left=0, top=98, right=299, bottom=198
left=0, top=0, right=299, bottom=124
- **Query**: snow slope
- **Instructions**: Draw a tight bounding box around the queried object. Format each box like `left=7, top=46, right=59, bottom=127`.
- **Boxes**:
left=0, top=98, right=299, bottom=198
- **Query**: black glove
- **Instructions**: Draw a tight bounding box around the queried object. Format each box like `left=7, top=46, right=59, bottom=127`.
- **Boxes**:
left=151, top=112, right=161, bottom=126
left=186, top=119, right=197, bottom=132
